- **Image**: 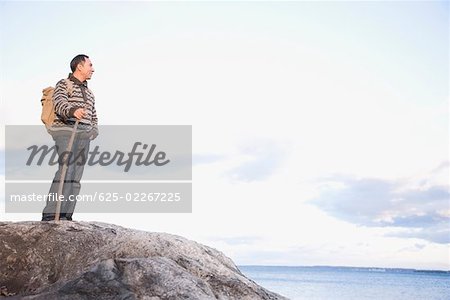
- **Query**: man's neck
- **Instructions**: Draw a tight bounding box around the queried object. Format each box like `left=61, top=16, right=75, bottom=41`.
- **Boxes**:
left=72, top=73, right=86, bottom=83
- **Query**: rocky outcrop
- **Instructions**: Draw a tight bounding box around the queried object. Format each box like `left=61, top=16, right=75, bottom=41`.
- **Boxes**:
left=0, top=221, right=287, bottom=299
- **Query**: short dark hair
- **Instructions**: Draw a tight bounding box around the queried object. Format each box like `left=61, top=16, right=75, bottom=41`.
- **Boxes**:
left=70, top=54, right=89, bottom=72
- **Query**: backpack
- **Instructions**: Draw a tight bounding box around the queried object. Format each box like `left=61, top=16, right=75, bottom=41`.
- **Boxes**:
left=40, top=79, right=73, bottom=126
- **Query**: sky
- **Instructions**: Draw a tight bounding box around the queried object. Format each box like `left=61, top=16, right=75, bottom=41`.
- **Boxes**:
left=0, top=1, right=449, bottom=270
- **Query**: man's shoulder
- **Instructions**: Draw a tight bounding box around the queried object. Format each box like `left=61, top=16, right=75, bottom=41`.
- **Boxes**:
left=55, top=78, right=69, bottom=87
left=53, top=78, right=76, bottom=98
left=55, top=78, right=76, bottom=89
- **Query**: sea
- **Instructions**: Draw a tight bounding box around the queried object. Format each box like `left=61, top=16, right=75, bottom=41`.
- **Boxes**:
left=239, top=266, right=450, bottom=300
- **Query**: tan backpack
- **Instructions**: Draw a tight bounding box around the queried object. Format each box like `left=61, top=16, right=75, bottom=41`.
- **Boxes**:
left=40, top=79, right=73, bottom=126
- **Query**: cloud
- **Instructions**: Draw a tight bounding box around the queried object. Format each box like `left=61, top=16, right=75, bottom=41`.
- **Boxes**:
left=432, top=161, right=449, bottom=174
left=388, top=225, right=450, bottom=244
left=225, top=139, right=289, bottom=182
left=209, top=235, right=262, bottom=246
left=312, top=165, right=450, bottom=244
left=192, top=153, right=225, bottom=165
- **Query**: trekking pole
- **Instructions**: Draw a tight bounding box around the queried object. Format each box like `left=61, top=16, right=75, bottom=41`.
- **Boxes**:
left=55, top=119, right=80, bottom=221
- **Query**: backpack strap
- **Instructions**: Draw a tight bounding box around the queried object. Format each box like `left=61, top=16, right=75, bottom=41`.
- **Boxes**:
left=63, top=78, right=74, bottom=97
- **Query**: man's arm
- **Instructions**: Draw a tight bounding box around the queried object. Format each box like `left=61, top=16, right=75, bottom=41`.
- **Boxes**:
left=91, top=104, right=98, bottom=127
left=90, top=96, right=99, bottom=139
left=53, top=79, right=77, bottom=121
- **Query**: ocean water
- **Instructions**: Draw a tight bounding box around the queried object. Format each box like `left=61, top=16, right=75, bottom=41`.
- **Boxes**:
left=239, top=266, right=450, bottom=300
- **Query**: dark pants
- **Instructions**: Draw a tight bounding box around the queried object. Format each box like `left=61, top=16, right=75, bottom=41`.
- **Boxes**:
left=42, top=131, right=90, bottom=220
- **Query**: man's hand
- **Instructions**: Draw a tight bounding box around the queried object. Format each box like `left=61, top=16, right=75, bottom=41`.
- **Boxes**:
left=73, top=108, right=87, bottom=120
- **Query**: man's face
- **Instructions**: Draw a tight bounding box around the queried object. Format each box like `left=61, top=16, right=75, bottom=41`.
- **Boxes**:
left=78, top=58, right=95, bottom=80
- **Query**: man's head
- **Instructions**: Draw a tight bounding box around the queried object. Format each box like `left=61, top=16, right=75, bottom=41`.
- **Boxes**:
left=70, top=54, right=94, bottom=81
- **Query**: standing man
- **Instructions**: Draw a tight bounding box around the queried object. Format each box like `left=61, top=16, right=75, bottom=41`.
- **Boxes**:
left=42, top=54, right=98, bottom=221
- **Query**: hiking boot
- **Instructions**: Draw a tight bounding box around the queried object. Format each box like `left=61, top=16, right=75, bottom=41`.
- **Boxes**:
left=41, top=214, right=73, bottom=221
left=41, top=214, right=55, bottom=221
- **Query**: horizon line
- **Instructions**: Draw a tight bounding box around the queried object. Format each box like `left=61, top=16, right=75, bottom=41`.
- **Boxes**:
left=237, top=264, right=450, bottom=273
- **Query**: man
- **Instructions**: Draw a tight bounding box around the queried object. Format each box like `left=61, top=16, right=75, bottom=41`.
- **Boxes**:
left=42, top=54, right=98, bottom=221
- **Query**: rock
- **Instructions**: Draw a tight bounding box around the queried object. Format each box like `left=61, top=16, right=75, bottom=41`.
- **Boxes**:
left=0, top=221, right=287, bottom=299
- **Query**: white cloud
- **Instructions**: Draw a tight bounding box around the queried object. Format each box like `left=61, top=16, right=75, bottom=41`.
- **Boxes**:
left=311, top=165, right=450, bottom=243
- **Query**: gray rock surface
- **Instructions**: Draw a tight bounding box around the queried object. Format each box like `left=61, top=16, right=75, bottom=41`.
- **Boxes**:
left=0, top=221, right=287, bottom=299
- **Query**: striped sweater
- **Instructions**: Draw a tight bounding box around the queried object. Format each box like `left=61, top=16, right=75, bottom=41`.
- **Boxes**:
left=51, top=73, right=98, bottom=131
